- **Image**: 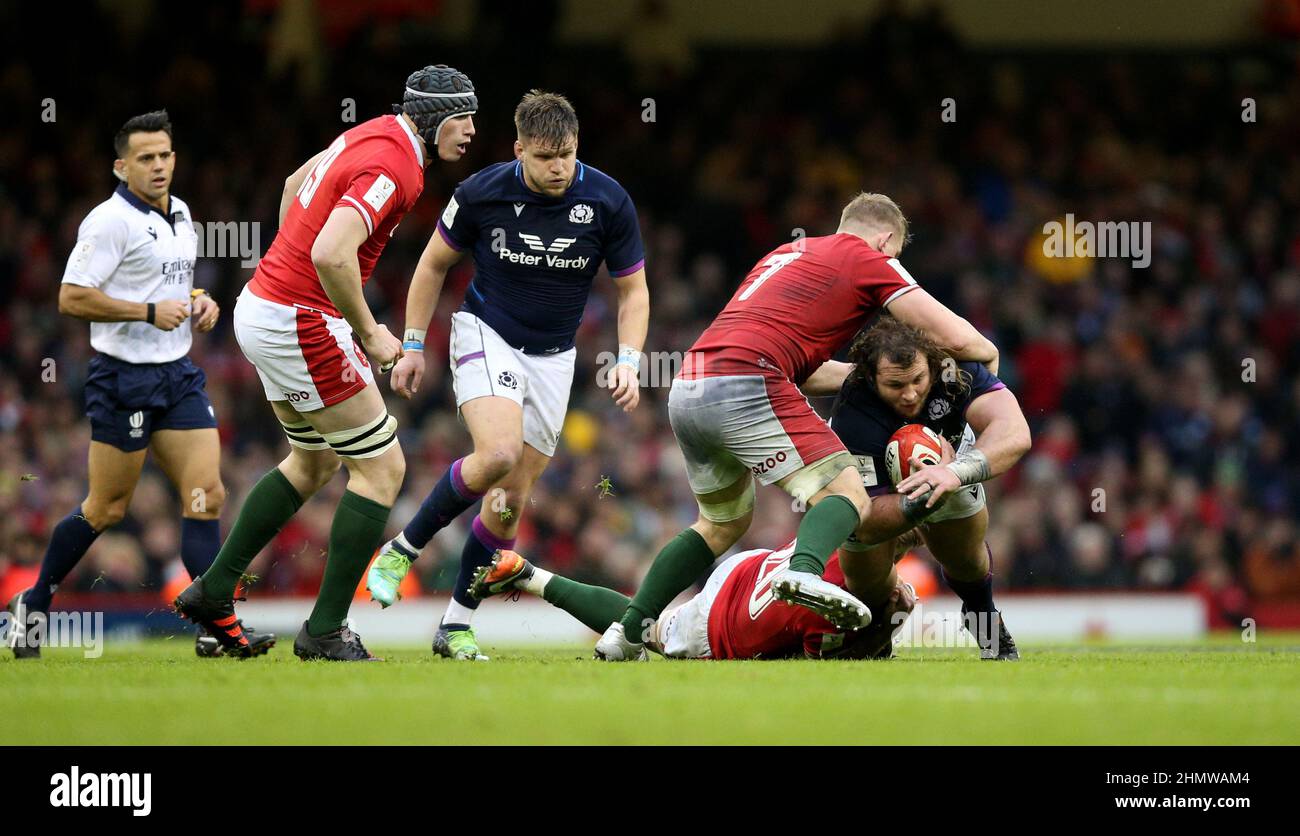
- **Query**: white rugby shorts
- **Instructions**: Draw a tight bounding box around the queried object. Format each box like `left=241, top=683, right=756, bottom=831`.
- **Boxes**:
left=448, top=311, right=575, bottom=458
left=233, top=286, right=374, bottom=412
left=649, top=552, right=750, bottom=659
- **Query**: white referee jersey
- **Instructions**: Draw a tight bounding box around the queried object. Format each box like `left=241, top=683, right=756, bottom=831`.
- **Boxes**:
left=62, top=183, right=198, bottom=364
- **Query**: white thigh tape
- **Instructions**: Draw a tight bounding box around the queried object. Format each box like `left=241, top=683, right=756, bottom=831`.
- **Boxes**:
left=322, top=412, right=399, bottom=460
left=280, top=419, right=330, bottom=451
left=698, top=478, right=756, bottom=523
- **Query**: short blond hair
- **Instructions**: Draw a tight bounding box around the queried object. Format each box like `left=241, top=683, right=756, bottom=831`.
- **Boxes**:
left=838, top=192, right=909, bottom=243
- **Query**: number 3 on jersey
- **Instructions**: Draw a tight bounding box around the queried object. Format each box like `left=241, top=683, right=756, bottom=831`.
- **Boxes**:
left=296, top=136, right=347, bottom=209
left=739, top=251, right=803, bottom=301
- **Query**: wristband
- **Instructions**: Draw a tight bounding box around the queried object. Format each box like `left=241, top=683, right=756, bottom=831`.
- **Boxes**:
left=146, top=302, right=156, bottom=325
left=402, top=328, right=426, bottom=352
left=615, top=345, right=642, bottom=369
left=944, top=449, right=991, bottom=486
left=190, top=288, right=208, bottom=299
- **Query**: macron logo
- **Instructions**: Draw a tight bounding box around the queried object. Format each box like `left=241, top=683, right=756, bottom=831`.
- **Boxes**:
left=50, top=766, right=151, bottom=817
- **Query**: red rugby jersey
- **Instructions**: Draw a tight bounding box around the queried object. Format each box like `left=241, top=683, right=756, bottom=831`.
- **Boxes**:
left=707, top=541, right=851, bottom=660
left=683, top=234, right=918, bottom=383
left=249, top=115, right=425, bottom=316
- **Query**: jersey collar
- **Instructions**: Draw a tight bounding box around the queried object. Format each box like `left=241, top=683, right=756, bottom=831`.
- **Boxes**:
left=114, top=183, right=177, bottom=228
left=394, top=114, right=425, bottom=167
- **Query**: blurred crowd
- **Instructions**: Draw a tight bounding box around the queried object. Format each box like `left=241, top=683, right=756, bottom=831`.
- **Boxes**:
left=2, top=2, right=1299, bottom=625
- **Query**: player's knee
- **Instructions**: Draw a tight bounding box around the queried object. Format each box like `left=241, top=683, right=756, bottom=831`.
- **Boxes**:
left=692, top=509, right=751, bottom=555
left=824, top=475, right=869, bottom=521
left=478, top=442, right=522, bottom=482
left=285, top=450, right=341, bottom=494
left=185, top=481, right=226, bottom=518
left=936, top=545, right=988, bottom=580
left=83, top=498, right=128, bottom=530
left=351, top=445, right=405, bottom=504
left=308, top=456, right=343, bottom=490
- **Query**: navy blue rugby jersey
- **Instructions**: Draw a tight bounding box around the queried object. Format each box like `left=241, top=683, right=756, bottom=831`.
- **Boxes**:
left=435, top=160, right=644, bottom=354
left=830, top=361, right=1005, bottom=490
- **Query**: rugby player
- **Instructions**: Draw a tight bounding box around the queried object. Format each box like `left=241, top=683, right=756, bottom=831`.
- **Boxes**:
left=5, top=111, right=269, bottom=659
left=470, top=545, right=917, bottom=661
left=367, top=90, right=649, bottom=661
left=172, top=65, right=477, bottom=660
left=595, top=192, right=999, bottom=660
left=828, top=315, right=1032, bottom=659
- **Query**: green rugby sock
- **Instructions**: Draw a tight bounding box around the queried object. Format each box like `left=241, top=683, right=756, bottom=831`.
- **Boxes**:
left=308, top=490, right=391, bottom=637
left=619, top=528, right=714, bottom=644
left=543, top=576, right=632, bottom=635
left=788, top=494, right=860, bottom=575
left=201, top=467, right=303, bottom=600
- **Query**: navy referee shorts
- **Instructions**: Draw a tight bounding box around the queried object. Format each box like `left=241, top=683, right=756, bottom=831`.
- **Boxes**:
left=84, top=353, right=218, bottom=452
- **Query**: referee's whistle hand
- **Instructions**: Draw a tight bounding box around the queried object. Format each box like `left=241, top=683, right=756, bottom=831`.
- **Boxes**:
left=153, top=299, right=191, bottom=331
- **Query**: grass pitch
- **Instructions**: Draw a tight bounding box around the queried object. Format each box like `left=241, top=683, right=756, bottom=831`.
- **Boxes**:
left=4, top=636, right=1298, bottom=745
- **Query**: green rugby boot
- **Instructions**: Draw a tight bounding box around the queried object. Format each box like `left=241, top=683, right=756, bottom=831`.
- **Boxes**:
left=432, top=624, right=488, bottom=661
left=366, top=541, right=413, bottom=608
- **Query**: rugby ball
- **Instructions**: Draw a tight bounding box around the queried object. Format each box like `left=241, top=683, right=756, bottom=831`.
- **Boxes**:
left=884, top=424, right=945, bottom=486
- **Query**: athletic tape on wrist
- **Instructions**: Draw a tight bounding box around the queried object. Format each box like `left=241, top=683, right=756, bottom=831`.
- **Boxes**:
left=945, top=449, right=991, bottom=486
left=615, top=345, right=642, bottom=369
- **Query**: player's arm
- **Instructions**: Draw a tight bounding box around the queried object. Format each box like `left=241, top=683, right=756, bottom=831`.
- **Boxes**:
left=390, top=230, right=465, bottom=398
left=280, top=149, right=328, bottom=227
left=800, top=360, right=853, bottom=396
left=58, top=285, right=190, bottom=330
left=896, top=388, right=1032, bottom=506
left=887, top=288, right=999, bottom=375
left=311, top=207, right=401, bottom=369
left=609, top=267, right=649, bottom=412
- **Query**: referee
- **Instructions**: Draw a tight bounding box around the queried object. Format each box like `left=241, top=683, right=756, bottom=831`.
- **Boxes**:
left=6, top=110, right=272, bottom=659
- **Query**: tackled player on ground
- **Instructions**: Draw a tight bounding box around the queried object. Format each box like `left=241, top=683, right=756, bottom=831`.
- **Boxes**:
left=594, top=192, right=1000, bottom=660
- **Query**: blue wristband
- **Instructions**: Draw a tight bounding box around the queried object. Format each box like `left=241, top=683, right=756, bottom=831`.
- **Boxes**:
left=402, top=341, right=425, bottom=351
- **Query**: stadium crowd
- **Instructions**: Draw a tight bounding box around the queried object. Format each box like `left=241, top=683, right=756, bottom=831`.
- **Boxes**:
left=2, top=2, right=1298, bottom=626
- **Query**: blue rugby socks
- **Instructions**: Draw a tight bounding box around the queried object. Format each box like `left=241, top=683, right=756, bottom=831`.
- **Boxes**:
left=180, top=518, right=221, bottom=580
left=442, top=517, right=515, bottom=624
left=24, top=507, right=101, bottom=612
left=397, top=457, right=485, bottom=560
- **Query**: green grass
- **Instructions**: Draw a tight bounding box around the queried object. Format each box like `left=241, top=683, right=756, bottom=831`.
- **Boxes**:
left=4, top=636, right=1299, bottom=745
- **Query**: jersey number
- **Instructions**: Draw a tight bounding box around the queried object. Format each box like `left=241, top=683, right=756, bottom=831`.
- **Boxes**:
left=738, top=251, right=803, bottom=301
left=296, top=136, right=347, bottom=209
left=748, top=553, right=792, bottom=620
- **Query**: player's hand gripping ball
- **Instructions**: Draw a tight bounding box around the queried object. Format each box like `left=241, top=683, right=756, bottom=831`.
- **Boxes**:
left=884, top=424, right=946, bottom=486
